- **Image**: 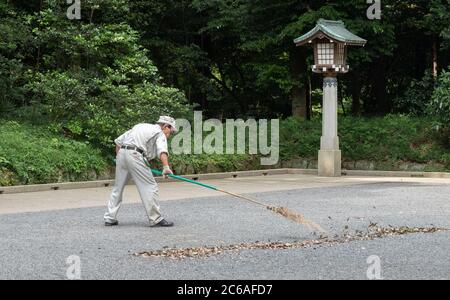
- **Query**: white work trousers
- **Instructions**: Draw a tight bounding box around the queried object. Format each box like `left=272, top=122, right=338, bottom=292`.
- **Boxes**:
left=104, top=149, right=163, bottom=226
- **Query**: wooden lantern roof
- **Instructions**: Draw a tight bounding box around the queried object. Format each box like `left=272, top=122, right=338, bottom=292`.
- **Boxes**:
left=294, top=19, right=367, bottom=47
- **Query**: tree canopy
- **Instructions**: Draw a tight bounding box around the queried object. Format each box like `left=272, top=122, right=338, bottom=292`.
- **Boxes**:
left=1, top=0, right=449, bottom=124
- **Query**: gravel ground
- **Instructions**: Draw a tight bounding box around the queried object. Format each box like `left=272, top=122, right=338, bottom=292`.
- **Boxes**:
left=0, top=181, right=449, bottom=280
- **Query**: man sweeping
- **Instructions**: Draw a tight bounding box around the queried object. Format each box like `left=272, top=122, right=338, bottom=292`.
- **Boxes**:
left=104, top=116, right=177, bottom=227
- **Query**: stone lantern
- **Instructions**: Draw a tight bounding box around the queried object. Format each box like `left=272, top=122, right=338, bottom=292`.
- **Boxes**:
left=294, top=19, right=366, bottom=177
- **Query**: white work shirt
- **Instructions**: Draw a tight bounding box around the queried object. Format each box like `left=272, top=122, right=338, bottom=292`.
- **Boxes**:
left=114, top=124, right=168, bottom=160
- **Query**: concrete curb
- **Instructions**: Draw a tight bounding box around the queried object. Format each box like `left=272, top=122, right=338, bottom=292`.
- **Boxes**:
left=0, top=169, right=291, bottom=194
left=1, top=168, right=449, bottom=194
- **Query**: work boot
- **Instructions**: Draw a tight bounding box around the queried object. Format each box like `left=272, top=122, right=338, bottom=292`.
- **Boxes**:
left=105, top=220, right=119, bottom=226
left=150, top=219, right=174, bottom=227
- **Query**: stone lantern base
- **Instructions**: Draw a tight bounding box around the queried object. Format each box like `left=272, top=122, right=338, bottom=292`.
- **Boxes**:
left=318, top=150, right=341, bottom=177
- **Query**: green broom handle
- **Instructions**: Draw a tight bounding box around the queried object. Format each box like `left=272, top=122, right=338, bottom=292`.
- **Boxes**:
left=141, top=158, right=219, bottom=191
left=150, top=168, right=219, bottom=191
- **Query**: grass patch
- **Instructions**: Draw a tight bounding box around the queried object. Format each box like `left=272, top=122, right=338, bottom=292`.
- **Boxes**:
left=280, top=115, right=450, bottom=169
left=1, top=115, right=449, bottom=186
left=0, top=120, right=109, bottom=185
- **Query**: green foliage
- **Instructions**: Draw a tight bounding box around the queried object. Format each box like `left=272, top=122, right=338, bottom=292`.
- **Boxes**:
left=393, top=71, right=435, bottom=115
left=429, top=70, right=450, bottom=126
left=2, top=0, right=450, bottom=120
left=279, top=116, right=450, bottom=169
left=129, top=0, right=449, bottom=117
left=0, top=56, right=25, bottom=115
left=1, top=1, right=449, bottom=186
left=0, top=6, right=192, bottom=151
left=81, top=81, right=190, bottom=150
left=165, top=116, right=450, bottom=175
left=22, top=69, right=190, bottom=150
left=0, top=120, right=109, bottom=186
left=279, top=117, right=321, bottom=160
left=169, top=154, right=256, bottom=174
left=2, top=115, right=449, bottom=186
left=0, top=8, right=29, bottom=114
left=24, top=71, right=88, bottom=123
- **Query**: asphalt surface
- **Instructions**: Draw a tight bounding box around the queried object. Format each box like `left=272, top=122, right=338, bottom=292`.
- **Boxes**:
left=0, top=181, right=449, bottom=280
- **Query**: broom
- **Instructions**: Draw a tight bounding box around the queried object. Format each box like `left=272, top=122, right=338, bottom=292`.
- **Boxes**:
left=150, top=168, right=326, bottom=233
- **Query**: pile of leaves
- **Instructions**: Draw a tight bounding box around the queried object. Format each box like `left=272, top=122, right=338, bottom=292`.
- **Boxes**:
left=134, top=225, right=448, bottom=260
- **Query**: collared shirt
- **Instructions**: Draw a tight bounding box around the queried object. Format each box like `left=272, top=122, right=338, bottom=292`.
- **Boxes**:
left=114, top=124, right=168, bottom=160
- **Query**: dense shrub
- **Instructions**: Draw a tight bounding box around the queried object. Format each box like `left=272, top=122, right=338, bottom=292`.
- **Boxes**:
left=393, top=72, right=435, bottom=115
left=23, top=70, right=190, bottom=151
left=279, top=115, right=449, bottom=168
left=279, top=117, right=321, bottom=160
left=3, top=15, right=192, bottom=152
left=428, top=70, right=450, bottom=126
left=0, top=121, right=108, bottom=185
left=1, top=115, right=449, bottom=186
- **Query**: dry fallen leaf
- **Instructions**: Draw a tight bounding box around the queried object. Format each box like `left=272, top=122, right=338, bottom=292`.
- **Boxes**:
left=134, top=225, right=448, bottom=260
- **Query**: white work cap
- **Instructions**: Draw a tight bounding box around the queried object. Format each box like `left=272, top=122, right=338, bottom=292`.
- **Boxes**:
left=156, top=116, right=178, bottom=132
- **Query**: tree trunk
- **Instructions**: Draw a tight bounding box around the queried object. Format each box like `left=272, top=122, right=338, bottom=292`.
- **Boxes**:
left=373, top=58, right=389, bottom=114
left=351, top=74, right=361, bottom=115
left=307, top=75, right=311, bottom=120
left=290, top=47, right=308, bottom=119
left=432, top=35, right=439, bottom=80
left=291, top=86, right=307, bottom=118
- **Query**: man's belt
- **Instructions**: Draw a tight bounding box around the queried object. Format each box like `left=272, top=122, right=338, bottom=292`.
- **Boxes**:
left=121, top=145, right=144, bottom=154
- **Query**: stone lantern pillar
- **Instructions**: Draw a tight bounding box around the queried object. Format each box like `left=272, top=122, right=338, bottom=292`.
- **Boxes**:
left=294, top=19, right=367, bottom=177
left=319, top=76, right=340, bottom=176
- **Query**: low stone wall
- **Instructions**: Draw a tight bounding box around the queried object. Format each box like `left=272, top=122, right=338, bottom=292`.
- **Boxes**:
left=278, top=158, right=448, bottom=173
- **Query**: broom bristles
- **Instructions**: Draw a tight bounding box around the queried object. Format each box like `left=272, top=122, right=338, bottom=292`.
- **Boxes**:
left=267, top=206, right=327, bottom=233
